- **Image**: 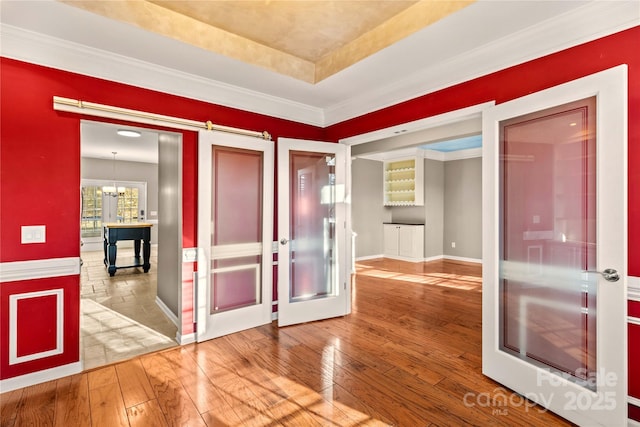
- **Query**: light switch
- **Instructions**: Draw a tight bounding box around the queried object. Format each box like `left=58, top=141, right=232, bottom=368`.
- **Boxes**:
left=182, top=247, right=198, bottom=263
left=21, top=225, right=46, bottom=244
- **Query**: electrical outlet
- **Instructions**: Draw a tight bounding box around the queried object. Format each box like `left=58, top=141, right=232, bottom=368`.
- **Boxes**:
left=451, top=242, right=456, bottom=248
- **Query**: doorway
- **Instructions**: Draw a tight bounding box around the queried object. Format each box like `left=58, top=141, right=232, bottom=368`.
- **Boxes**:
left=79, top=120, right=180, bottom=369
left=347, top=104, right=489, bottom=266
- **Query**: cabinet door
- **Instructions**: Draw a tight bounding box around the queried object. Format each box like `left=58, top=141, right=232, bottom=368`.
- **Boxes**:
left=383, top=224, right=399, bottom=256
left=397, top=226, right=416, bottom=258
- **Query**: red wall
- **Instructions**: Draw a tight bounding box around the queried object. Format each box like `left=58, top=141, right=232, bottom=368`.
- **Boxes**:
left=1, top=26, right=639, bottom=398
left=326, top=26, right=640, bottom=276
left=0, top=58, right=325, bottom=264
left=0, top=58, right=325, bottom=379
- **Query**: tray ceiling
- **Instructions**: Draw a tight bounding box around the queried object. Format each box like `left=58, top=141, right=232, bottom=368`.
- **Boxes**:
left=61, top=0, right=474, bottom=83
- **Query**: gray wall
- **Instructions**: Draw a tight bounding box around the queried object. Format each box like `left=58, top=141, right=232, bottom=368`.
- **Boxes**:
left=424, top=159, right=445, bottom=258
left=157, top=134, right=182, bottom=317
left=353, top=155, right=482, bottom=261
left=351, top=158, right=391, bottom=258
left=443, top=157, right=482, bottom=259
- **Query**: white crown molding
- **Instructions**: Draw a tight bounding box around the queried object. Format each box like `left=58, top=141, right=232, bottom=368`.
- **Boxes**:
left=0, top=24, right=325, bottom=127
left=422, top=148, right=484, bottom=162
left=340, top=102, right=490, bottom=146
left=0, top=257, right=80, bottom=282
left=1, top=1, right=638, bottom=128
left=442, top=147, right=482, bottom=161
left=420, top=150, right=446, bottom=162
left=323, top=1, right=640, bottom=126
left=357, top=146, right=481, bottom=163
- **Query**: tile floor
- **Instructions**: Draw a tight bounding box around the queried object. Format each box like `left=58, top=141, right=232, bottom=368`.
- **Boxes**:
left=80, top=246, right=177, bottom=370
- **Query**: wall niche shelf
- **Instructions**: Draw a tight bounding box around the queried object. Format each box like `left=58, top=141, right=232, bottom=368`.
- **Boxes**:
left=383, top=156, right=423, bottom=206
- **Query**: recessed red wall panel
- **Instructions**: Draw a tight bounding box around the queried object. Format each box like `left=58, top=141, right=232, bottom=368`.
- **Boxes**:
left=629, top=300, right=640, bottom=319
left=16, top=294, right=58, bottom=357
left=1, top=276, right=79, bottom=379
left=629, top=402, right=640, bottom=422
left=630, top=322, right=640, bottom=399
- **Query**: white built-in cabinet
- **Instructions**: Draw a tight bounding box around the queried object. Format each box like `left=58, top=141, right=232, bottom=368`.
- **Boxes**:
left=383, top=224, right=424, bottom=262
left=383, top=156, right=424, bottom=206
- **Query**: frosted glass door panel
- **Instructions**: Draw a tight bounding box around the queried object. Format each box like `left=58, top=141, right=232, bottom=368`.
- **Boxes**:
left=197, top=130, right=273, bottom=342
left=277, top=137, right=349, bottom=327
left=289, top=151, right=336, bottom=302
left=499, top=97, right=597, bottom=389
left=211, top=147, right=263, bottom=313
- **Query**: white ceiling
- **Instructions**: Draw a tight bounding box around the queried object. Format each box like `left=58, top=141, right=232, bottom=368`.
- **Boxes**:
left=80, top=121, right=159, bottom=164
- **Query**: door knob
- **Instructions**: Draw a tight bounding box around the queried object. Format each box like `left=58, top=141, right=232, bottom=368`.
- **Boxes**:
left=584, top=268, right=620, bottom=282
left=280, top=238, right=289, bottom=245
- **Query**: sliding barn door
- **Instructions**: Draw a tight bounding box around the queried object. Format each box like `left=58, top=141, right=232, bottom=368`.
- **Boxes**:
left=197, top=131, right=274, bottom=341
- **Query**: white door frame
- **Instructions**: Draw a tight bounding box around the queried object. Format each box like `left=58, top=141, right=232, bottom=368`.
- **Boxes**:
left=482, top=65, right=628, bottom=425
left=197, top=130, right=274, bottom=341
left=277, top=138, right=351, bottom=326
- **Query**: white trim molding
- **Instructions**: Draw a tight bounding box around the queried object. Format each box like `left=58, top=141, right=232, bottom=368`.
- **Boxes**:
left=0, top=257, right=80, bottom=283
left=9, top=289, right=64, bottom=365
left=0, top=24, right=324, bottom=126
left=354, top=255, right=384, bottom=262
left=443, top=255, right=482, bottom=264
left=628, top=276, right=640, bottom=301
left=0, top=361, right=82, bottom=393
left=176, top=332, right=196, bottom=345
left=628, top=395, right=640, bottom=427
left=155, top=296, right=179, bottom=328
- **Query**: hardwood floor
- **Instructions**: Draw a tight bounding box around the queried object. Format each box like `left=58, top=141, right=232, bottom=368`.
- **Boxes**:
left=1, top=258, right=574, bottom=426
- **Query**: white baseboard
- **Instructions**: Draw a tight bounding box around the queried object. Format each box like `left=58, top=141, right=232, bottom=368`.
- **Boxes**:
left=355, top=254, right=384, bottom=261
left=176, top=332, right=195, bottom=345
left=383, top=255, right=423, bottom=263
left=369, top=254, right=483, bottom=264
left=443, top=255, right=482, bottom=264
left=0, top=361, right=82, bottom=393
left=155, top=296, right=179, bottom=327
left=271, top=311, right=278, bottom=321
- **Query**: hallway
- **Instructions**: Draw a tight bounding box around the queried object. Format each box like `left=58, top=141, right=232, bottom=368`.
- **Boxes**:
left=80, top=248, right=177, bottom=369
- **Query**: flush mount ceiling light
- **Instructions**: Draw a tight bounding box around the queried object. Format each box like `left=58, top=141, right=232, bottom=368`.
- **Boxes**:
left=117, top=129, right=142, bottom=138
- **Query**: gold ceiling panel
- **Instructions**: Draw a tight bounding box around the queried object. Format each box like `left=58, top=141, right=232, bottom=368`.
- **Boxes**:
left=60, top=0, right=475, bottom=84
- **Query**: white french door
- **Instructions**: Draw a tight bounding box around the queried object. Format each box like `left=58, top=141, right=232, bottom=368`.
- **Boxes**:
left=482, top=66, right=627, bottom=425
left=277, top=138, right=351, bottom=326
left=197, top=131, right=274, bottom=341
